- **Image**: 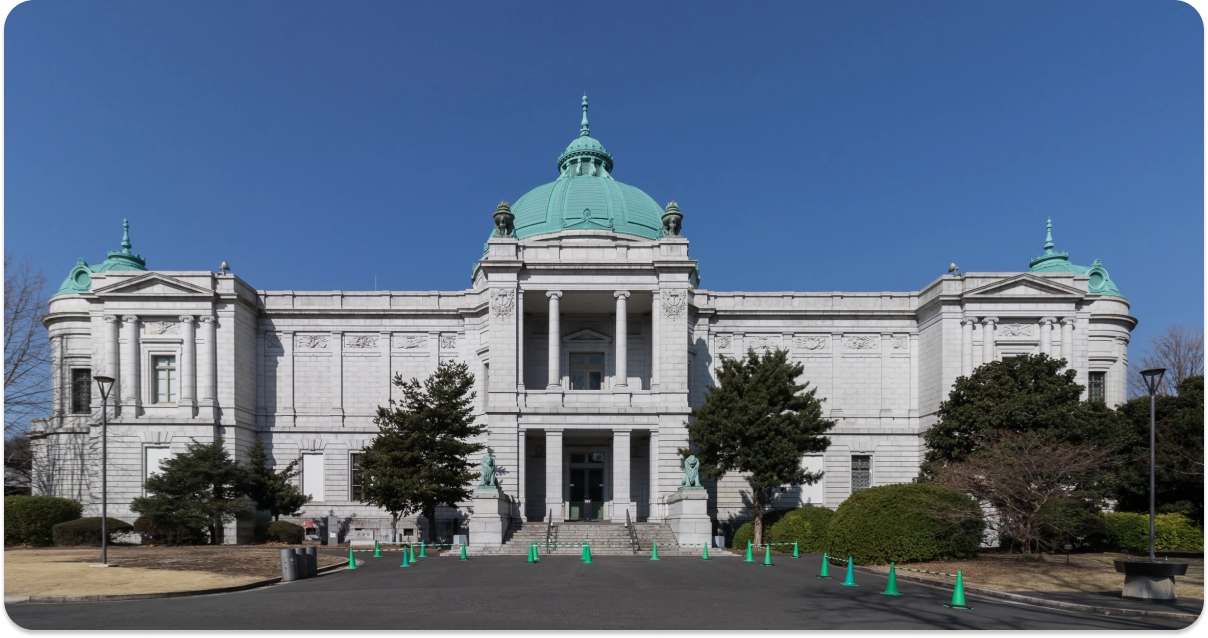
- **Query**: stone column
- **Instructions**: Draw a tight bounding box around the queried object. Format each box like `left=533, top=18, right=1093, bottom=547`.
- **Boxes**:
left=120, top=316, right=140, bottom=412
left=981, top=317, right=998, bottom=364
left=331, top=330, right=344, bottom=417
left=281, top=330, right=295, bottom=420
left=648, top=430, right=660, bottom=522
left=1040, top=317, right=1056, bottom=357
left=516, top=291, right=525, bottom=391
left=517, top=429, right=527, bottom=521
left=103, top=315, right=120, bottom=383
left=611, top=429, right=634, bottom=522
left=651, top=290, right=660, bottom=390
left=546, top=291, right=562, bottom=389
left=198, top=316, right=217, bottom=419
left=177, top=316, right=196, bottom=419
left=1060, top=317, right=1075, bottom=365
left=961, top=318, right=975, bottom=376
left=545, top=429, right=563, bottom=520
left=614, top=291, right=630, bottom=388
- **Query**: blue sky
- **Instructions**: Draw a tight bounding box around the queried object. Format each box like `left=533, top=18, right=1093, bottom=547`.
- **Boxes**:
left=4, top=0, right=1202, bottom=352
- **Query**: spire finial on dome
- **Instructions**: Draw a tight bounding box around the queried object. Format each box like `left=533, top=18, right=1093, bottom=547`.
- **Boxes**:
left=121, top=219, right=132, bottom=252
left=1043, top=217, right=1054, bottom=255
left=580, top=94, right=590, bottom=138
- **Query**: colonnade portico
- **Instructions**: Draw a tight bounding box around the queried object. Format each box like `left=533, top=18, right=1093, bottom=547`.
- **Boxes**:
left=520, top=427, right=656, bottom=523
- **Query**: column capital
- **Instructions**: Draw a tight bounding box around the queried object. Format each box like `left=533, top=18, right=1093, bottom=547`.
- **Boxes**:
left=122, top=315, right=139, bottom=324
left=981, top=316, right=999, bottom=326
left=178, top=315, right=196, bottom=324
left=1040, top=316, right=1057, bottom=325
left=961, top=317, right=977, bottom=326
left=1060, top=316, right=1076, bottom=326
left=613, top=290, right=630, bottom=300
left=104, top=315, right=120, bottom=324
left=198, top=316, right=216, bottom=324
left=546, top=290, right=563, bottom=300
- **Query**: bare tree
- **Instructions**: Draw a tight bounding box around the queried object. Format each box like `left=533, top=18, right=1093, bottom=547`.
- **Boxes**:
left=933, top=431, right=1115, bottom=555
left=4, top=434, right=32, bottom=495
left=1128, top=323, right=1204, bottom=398
left=5, top=254, right=51, bottom=438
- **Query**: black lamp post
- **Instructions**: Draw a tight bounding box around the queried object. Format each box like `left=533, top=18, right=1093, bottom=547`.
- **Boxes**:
left=93, top=374, right=115, bottom=566
left=1139, top=368, right=1166, bottom=563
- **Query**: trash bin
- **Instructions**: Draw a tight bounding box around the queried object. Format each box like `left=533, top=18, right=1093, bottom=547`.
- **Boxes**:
left=301, top=545, right=318, bottom=578
left=279, top=548, right=299, bottom=582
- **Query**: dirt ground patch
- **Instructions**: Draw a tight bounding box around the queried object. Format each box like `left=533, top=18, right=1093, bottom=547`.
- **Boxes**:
left=4, top=546, right=344, bottom=597
left=875, top=552, right=1204, bottom=600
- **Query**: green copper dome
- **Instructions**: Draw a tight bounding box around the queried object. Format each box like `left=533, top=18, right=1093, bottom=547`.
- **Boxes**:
left=53, top=219, right=148, bottom=296
left=501, top=96, right=664, bottom=241
left=1027, top=218, right=1123, bottom=297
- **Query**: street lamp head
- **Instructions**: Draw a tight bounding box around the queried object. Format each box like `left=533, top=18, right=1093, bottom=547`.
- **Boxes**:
left=1140, top=368, right=1167, bottom=397
left=93, top=374, right=116, bottom=401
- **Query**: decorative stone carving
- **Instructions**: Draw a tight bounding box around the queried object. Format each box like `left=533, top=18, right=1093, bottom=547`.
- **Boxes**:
left=844, top=335, right=878, bottom=350
left=345, top=335, right=378, bottom=349
left=492, top=202, right=515, bottom=238
left=998, top=323, right=1035, bottom=338
left=440, top=334, right=457, bottom=350
left=397, top=335, right=427, bottom=349
left=747, top=335, right=777, bottom=353
left=661, top=289, right=686, bottom=317
left=295, top=334, right=329, bottom=349
left=143, top=320, right=179, bottom=335
left=794, top=335, right=827, bottom=351
left=680, top=455, right=702, bottom=489
left=892, top=336, right=909, bottom=350
left=490, top=288, right=516, bottom=318
left=265, top=332, right=283, bottom=349
left=478, top=452, right=496, bottom=488
left=662, top=201, right=683, bottom=237
left=716, top=335, right=732, bottom=350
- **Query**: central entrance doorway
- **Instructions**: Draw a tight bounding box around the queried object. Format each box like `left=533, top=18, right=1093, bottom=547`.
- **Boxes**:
left=568, top=451, right=605, bottom=520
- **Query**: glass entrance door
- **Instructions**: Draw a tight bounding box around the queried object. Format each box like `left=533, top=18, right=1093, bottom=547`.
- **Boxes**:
left=568, top=468, right=605, bottom=520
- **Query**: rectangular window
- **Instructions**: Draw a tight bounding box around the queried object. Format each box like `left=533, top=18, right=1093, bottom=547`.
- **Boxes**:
left=145, top=446, right=172, bottom=488
left=350, top=453, right=363, bottom=501
left=152, top=355, right=177, bottom=404
left=1088, top=371, right=1106, bottom=402
left=851, top=455, right=871, bottom=492
left=71, top=368, right=92, bottom=414
left=302, top=454, right=324, bottom=502
left=569, top=353, right=605, bottom=390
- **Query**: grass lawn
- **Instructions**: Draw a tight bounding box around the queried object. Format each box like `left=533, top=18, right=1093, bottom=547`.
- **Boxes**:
left=4, top=546, right=344, bottom=597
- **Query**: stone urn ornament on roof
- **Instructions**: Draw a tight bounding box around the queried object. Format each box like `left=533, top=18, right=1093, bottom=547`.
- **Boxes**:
left=662, top=201, right=683, bottom=237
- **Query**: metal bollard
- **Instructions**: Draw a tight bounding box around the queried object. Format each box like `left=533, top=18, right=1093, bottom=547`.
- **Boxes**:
left=279, top=548, right=299, bottom=582
left=301, top=545, right=318, bottom=578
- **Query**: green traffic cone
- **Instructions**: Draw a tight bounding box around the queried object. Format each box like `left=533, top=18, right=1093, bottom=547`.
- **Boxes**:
left=373, top=540, right=381, bottom=558
left=419, top=540, right=427, bottom=558
left=841, top=556, right=858, bottom=586
left=792, top=541, right=799, bottom=558
left=347, top=548, right=357, bottom=570
left=409, top=544, right=417, bottom=564
left=744, top=540, right=754, bottom=562
left=881, top=562, right=901, bottom=596
left=818, top=552, right=832, bottom=579
left=763, top=544, right=773, bottom=567
left=459, top=543, right=468, bottom=561
left=583, top=543, right=593, bottom=564
left=944, top=570, right=973, bottom=609
left=651, top=542, right=660, bottom=561
left=701, top=543, right=710, bottom=561
left=400, top=547, right=410, bottom=567
left=527, top=543, right=535, bottom=564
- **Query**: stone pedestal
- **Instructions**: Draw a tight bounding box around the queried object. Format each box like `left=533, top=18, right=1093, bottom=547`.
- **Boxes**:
left=666, top=488, right=710, bottom=547
left=468, top=487, right=509, bottom=548
left=1115, top=560, right=1189, bottom=601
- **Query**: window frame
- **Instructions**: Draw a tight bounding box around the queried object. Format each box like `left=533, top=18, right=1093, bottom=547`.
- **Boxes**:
left=70, top=367, right=92, bottom=414
left=569, top=352, right=606, bottom=391
left=851, top=455, right=871, bottom=493
left=143, top=445, right=172, bottom=494
left=1088, top=371, right=1107, bottom=403
left=349, top=452, right=363, bottom=502
left=151, top=354, right=178, bottom=404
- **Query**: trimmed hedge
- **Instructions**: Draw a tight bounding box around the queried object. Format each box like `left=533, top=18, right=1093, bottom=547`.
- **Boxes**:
left=4, top=496, right=83, bottom=547
left=1101, top=512, right=1203, bottom=552
left=827, top=483, right=985, bottom=565
left=766, top=506, right=835, bottom=553
left=52, top=517, right=134, bottom=546
left=254, top=520, right=305, bottom=544
left=732, top=509, right=791, bottom=551
left=132, top=516, right=208, bottom=545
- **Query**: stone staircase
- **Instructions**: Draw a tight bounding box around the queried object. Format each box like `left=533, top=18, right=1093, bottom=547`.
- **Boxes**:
left=470, top=520, right=722, bottom=557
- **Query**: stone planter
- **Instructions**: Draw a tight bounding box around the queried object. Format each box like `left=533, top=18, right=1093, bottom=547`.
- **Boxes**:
left=1114, top=559, right=1190, bottom=601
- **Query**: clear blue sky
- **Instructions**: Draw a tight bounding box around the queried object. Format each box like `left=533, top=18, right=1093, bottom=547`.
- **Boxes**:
left=4, top=0, right=1202, bottom=352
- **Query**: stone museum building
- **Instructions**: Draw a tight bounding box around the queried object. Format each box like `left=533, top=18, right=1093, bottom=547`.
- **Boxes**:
left=31, top=98, right=1136, bottom=548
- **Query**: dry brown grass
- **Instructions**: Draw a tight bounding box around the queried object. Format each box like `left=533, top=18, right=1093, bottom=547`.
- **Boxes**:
left=4, top=546, right=343, bottom=597
left=875, top=552, right=1204, bottom=600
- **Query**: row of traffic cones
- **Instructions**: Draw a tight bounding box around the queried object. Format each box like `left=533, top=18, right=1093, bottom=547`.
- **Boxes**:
left=814, top=552, right=971, bottom=609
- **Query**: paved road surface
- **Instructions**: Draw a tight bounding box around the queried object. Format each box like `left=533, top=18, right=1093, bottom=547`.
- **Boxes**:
left=5, top=553, right=1193, bottom=630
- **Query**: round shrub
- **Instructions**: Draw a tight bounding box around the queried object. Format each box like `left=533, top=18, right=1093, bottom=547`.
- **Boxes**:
left=52, top=517, right=134, bottom=546
left=765, top=506, right=835, bottom=553
left=262, top=520, right=305, bottom=544
left=1101, top=512, right=1204, bottom=552
left=4, top=495, right=83, bottom=547
left=132, top=516, right=208, bottom=545
left=827, top=483, right=985, bottom=565
left=731, top=509, right=792, bottom=550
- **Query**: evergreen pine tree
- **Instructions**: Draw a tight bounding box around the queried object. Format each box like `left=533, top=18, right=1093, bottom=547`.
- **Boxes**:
left=686, top=348, right=834, bottom=546
left=243, top=438, right=309, bottom=521
left=130, top=438, right=250, bottom=544
left=361, top=360, right=485, bottom=541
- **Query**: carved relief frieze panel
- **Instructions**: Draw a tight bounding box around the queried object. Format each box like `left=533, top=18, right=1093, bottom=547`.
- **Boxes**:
left=265, top=332, right=283, bottom=350
left=143, top=320, right=179, bottom=336
left=345, top=335, right=379, bottom=349
left=998, top=322, right=1036, bottom=338
left=843, top=335, right=878, bottom=350
left=793, top=335, right=828, bottom=352
left=295, top=334, right=330, bottom=349
left=395, top=334, right=428, bottom=350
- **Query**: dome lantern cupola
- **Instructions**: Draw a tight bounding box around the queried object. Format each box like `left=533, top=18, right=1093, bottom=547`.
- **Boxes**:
left=556, top=95, right=615, bottom=176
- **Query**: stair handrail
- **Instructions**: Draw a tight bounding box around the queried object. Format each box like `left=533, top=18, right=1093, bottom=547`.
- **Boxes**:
left=625, top=509, right=639, bottom=554
left=545, top=509, right=553, bottom=550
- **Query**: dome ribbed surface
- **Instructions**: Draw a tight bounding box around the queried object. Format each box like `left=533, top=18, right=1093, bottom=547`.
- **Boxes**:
left=510, top=173, right=663, bottom=240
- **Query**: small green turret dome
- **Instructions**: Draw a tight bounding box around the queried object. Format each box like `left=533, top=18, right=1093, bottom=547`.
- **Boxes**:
left=500, top=96, right=664, bottom=242
left=53, top=219, right=148, bottom=296
left=1027, top=218, right=1123, bottom=297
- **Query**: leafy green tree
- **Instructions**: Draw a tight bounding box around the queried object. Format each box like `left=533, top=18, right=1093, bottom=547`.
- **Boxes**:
left=130, top=438, right=250, bottom=544
left=1113, top=375, right=1204, bottom=522
left=921, top=354, right=1122, bottom=478
left=684, top=348, right=834, bottom=546
left=362, top=360, right=484, bottom=541
left=243, top=438, right=309, bottom=521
